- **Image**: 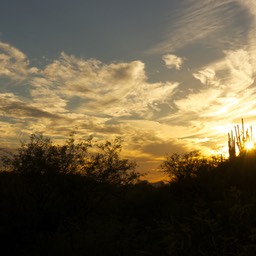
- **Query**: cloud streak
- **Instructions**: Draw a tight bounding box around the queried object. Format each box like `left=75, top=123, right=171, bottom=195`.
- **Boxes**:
left=0, top=42, right=38, bottom=80
left=151, top=0, right=250, bottom=54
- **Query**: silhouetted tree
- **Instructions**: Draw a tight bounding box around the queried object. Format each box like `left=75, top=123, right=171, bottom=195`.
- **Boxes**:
left=1, top=133, right=139, bottom=184
left=161, top=151, right=219, bottom=181
left=82, top=138, right=138, bottom=185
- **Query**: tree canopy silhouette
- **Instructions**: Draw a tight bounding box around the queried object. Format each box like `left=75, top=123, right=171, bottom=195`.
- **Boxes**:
left=1, top=133, right=140, bottom=185
left=161, top=150, right=221, bottom=181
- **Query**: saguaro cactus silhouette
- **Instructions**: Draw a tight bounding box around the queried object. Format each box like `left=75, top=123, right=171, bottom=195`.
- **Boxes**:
left=228, top=118, right=255, bottom=158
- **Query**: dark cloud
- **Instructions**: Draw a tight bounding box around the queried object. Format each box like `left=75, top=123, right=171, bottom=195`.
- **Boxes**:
left=0, top=101, right=61, bottom=120
left=142, top=141, right=188, bottom=157
left=79, top=121, right=122, bottom=135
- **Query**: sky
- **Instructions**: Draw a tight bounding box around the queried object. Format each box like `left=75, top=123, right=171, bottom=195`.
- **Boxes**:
left=0, top=0, right=256, bottom=181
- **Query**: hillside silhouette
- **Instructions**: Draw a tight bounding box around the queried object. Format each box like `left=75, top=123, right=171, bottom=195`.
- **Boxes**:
left=1, top=134, right=256, bottom=255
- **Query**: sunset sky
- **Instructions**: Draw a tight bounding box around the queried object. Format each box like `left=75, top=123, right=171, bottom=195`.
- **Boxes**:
left=1, top=0, right=256, bottom=181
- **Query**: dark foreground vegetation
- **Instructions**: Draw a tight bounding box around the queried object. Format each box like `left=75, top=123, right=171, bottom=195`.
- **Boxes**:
left=1, top=134, right=256, bottom=255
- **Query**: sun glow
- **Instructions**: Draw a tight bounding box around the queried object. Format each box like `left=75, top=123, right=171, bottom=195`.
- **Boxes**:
left=245, top=141, right=254, bottom=151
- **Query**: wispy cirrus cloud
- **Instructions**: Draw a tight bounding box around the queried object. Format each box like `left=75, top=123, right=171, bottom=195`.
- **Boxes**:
left=236, top=0, right=256, bottom=67
left=151, top=0, right=249, bottom=54
left=0, top=42, right=38, bottom=80
left=39, top=53, right=145, bottom=104
left=30, top=52, right=179, bottom=120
